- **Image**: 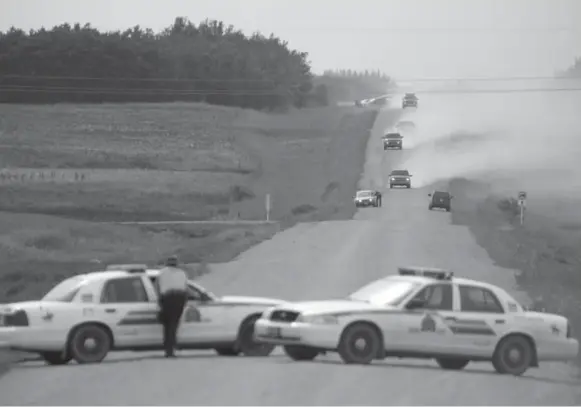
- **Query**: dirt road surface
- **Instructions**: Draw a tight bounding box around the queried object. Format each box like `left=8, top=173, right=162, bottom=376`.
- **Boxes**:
left=1, top=103, right=580, bottom=405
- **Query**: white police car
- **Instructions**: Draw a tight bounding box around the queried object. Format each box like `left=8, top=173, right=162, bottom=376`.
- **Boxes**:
left=254, top=267, right=579, bottom=376
left=0, top=265, right=286, bottom=365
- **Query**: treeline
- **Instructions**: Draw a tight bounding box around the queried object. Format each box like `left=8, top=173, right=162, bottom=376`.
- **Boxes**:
left=561, top=57, right=581, bottom=78
left=0, top=17, right=324, bottom=110
left=316, top=69, right=392, bottom=103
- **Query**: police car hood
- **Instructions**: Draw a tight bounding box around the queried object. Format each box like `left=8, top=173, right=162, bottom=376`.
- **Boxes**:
left=272, top=299, right=393, bottom=315
left=219, top=295, right=285, bottom=306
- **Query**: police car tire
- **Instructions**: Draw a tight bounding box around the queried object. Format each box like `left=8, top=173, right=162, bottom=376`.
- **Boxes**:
left=214, top=347, right=240, bottom=356
left=238, top=316, right=275, bottom=357
left=283, top=345, right=320, bottom=361
left=69, top=324, right=111, bottom=364
left=492, top=335, right=533, bottom=376
left=41, top=351, right=72, bottom=366
left=436, top=358, right=469, bottom=370
left=338, top=322, right=381, bottom=365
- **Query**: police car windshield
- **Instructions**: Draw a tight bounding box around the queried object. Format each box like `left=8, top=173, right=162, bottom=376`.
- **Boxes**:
left=349, top=279, right=420, bottom=306
left=356, top=191, right=373, bottom=198
left=391, top=170, right=409, bottom=176
left=42, top=275, right=87, bottom=302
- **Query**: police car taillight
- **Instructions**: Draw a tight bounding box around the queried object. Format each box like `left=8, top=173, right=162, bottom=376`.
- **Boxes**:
left=106, top=264, right=147, bottom=273
left=398, top=266, right=453, bottom=280
left=2, top=310, right=29, bottom=327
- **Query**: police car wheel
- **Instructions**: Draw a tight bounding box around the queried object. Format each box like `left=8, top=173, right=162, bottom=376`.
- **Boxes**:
left=492, top=335, right=533, bottom=376
left=283, top=345, right=320, bottom=361
left=338, top=322, right=381, bottom=365
left=214, top=347, right=240, bottom=356
left=41, top=351, right=72, bottom=366
left=238, top=317, right=275, bottom=357
left=69, top=324, right=111, bottom=364
left=436, top=358, right=469, bottom=370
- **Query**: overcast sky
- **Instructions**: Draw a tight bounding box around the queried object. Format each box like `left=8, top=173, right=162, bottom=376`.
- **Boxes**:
left=1, top=0, right=580, bottom=80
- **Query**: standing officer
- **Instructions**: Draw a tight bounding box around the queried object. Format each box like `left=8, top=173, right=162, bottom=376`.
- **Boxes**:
left=157, top=255, right=188, bottom=358
left=375, top=190, right=382, bottom=207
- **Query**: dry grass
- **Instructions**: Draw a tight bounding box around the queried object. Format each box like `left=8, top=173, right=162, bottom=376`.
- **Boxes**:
left=449, top=178, right=581, bottom=363
left=0, top=101, right=383, bottom=302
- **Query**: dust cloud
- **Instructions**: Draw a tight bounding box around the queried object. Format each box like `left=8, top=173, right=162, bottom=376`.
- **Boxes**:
left=392, top=80, right=581, bottom=210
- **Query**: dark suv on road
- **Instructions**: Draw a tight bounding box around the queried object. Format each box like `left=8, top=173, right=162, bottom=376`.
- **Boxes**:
left=389, top=169, right=412, bottom=188
left=383, top=132, right=403, bottom=150
left=402, top=93, right=418, bottom=108
left=428, top=191, right=453, bottom=212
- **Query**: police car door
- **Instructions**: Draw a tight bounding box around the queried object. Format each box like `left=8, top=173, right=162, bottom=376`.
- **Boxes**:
left=400, top=282, right=457, bottom=354
left=452, top=284, right=506, bottom=357
left=178, top=283, right=225, bottom=343
left=99, top=276, right=160, bottom=348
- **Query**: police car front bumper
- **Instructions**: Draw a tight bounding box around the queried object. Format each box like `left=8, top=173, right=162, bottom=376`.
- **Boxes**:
left=253, top=318, right=341, bottom=349
left=537, top=338, right=579, bottom=361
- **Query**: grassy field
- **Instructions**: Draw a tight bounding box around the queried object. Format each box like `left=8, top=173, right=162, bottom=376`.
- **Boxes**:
left=0, top=102, right=382, bottom=302
left=449, top=178, right=581, bottom=363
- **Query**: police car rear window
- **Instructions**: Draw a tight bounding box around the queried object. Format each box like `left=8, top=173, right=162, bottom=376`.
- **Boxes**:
left=42, top=276, right=87, bottom=302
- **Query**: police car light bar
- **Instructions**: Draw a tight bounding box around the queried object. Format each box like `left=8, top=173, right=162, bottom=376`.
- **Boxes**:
left=106, top=264, right=148, bottom=273
left=398, top=267, right=453, bottom=280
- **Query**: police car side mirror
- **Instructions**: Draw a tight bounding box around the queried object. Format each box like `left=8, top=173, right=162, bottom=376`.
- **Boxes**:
left=406, top=298, right=425, bottom=310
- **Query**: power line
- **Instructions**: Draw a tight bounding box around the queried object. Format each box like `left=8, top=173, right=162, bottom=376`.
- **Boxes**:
left=1, top=85, right=581, bottom=97
left=0, top=74, right=275, bottom=83
left=392, top=75, right=581, bottom=83
left=0, top=86, right=286, bottom=96
left=3, top=73, right=581, bottom=84
left=409, top=87, right=581, bottom=94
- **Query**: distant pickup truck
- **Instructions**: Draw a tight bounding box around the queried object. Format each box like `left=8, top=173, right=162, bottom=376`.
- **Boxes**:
left=402, top=93, right=418, bottom=108
left=382, top=132, right=403, bottom=150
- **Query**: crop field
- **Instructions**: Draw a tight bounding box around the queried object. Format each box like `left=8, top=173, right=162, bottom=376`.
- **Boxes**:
left=0, top=102, right=382, bottom=301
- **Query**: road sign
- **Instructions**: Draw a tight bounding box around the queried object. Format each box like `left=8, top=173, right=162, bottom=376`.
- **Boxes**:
left=265, top=194, right=271, bottom=221
left=518, top=191, right=527, bottom=200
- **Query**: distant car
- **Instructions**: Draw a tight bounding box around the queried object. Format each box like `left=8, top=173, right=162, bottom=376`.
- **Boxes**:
left=0, top=265, right=286, bottom=365
left=383, top=132, right=403, bottom=150
left=389, top=169, right=412, bottom=188
left=402, top=93, right=418, bottom=108
left=254, top=266, right=579, bottom=376
left=354, top=190, right=380, bottom=207
left=429, top=191, right=453, bottom=212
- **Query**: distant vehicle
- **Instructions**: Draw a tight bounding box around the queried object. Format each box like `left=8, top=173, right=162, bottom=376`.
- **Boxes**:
left=254, top=266, right=579, bottom=376
left=383, top=132, right=403, bottom=150
left=428, top=191, right=453, bottom=212
left=402, top=93, right=418, bottom=109
left=0, top=266, right=286, bottom=365
left=354, top=190, right=380, bottom=207
left=389, top=169, right=412, bottom=188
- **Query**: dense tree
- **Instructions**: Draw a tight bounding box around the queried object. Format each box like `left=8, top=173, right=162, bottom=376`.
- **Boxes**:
left=561, top=57, right=581, bottom=78
left=316, top=69, right=392, bottom=103
left=0, top=18, right=321, bottom=110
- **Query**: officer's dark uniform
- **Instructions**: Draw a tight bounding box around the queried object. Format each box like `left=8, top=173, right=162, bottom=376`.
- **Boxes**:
left=375, top=191, right=382, bottom=207
left=157, top=256, right=188, bottom=358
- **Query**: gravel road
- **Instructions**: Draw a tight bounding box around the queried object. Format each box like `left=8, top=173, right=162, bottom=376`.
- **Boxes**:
left=1, top=103, right=579, bottom=405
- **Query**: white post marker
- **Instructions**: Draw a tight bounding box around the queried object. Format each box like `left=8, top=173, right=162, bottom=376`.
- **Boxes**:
left=518, top=191, right=527, bottom=225
left=265, top=193, right=271, bottom=222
